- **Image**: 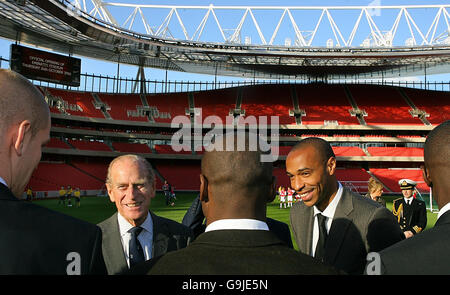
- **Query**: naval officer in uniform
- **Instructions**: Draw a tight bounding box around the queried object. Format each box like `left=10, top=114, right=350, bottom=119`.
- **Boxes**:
left=392, top=179, right=427, bottom=239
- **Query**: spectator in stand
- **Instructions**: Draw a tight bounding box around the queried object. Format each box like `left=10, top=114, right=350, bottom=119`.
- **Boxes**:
left=371, top=120, right=450, bottom=274
left=286, top=137, right=404, bottom=274
left=98, top=154, right=193, bottom=274
left=136, top=131, right=340, bottom=275
left=364, top=177, right=386, bottom=207
left=0, top=69, right=106, bottom=274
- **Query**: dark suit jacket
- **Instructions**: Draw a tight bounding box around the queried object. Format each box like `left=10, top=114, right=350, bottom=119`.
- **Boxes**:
left=98, top=211, right=193, bottom=274
left=377, top=210, right=450, bottom=275
left=139, top=229, right=342, bottom=275
left=290, top=187, right=404, bottom=274
left=181, top=194, right=294, bottom=248
left=0, top=183, right=106, bottom=274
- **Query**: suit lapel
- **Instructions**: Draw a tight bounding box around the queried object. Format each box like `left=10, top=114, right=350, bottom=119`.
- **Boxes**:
left=0, top=183, right=17, bottom=201
left=300, top=207, right=314, bottom=255
left=102, top=213, right=128, bottom=274
left=436, top=210, right=450, bottom=227
left=150, top=212, right=170, bottom=258
left=325, top=188, right=354, bottom=264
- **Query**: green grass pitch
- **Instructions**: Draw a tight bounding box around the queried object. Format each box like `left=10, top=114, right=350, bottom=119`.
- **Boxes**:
left=33, top=192, right=438, bottom=251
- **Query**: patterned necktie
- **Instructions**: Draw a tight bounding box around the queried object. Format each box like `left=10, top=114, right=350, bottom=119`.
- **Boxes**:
left=314, top=213, right=328, bottom=262
left=128, top=226, right=145, bottom=268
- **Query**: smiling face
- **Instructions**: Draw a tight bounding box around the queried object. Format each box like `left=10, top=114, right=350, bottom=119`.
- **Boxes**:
left=402, top=188, right=414, bottom=199
left=286, top=145, right=338, bottom=211
left=106, top=156, right=155, bottom=226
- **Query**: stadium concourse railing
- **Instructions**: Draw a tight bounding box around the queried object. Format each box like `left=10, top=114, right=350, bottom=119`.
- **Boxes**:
left=0, top=58, right=449, bottom=93
left=31, top=72, right=450, bottom=94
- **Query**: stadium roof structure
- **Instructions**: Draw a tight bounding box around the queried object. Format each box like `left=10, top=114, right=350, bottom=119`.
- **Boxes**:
left=1, top=0, right=450, bottom=80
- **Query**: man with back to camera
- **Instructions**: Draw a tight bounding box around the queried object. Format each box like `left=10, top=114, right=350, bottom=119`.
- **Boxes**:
left=0, top=69, right=106, bottom=274
left=98, top=154, right=193, bottom=274
left=133, top=131, right=341, bottom=275
left=370, top=120, right=450, bottom=275
left=286, top=137, right=404, bottom=274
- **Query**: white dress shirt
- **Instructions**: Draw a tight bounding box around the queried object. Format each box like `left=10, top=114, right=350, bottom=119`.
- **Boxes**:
left=205, top=219, right=269, bottom=232
left=0, top=176, right=8, bottom=187
left=311, top=182, right=343, bottom=257
left=117, top=212, right=153, bottom=267
left=437, top=202, right=450, bottom=221
left=404, top=197, right=413, bottom=205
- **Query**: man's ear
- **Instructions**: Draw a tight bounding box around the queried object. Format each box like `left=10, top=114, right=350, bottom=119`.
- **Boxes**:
left=150, top=178, right=156, bottom=199
left=327, top=157, right=337, bottom=176
left=12, top=120, right=31, bottom=156
left=267, top=176, right=277, bottom=203
left=421, top=164, right=432, bottom=188
left=106, top=183, right=115, bottom=203
left=199, top=174, right=208, bottom=202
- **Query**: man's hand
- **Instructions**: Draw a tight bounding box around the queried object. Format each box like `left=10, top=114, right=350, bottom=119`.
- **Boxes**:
left=404, top=230, right=414, bottom=239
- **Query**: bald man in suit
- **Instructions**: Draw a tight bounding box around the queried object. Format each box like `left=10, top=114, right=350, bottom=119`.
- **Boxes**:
left=373, top=120, right=450, bottom=275
left=0, top=69, right=106, bottom=274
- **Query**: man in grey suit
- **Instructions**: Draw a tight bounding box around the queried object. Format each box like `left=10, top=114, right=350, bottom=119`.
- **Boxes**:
left=286, top=138, right=404, bottom=274
left=98, top=154, right=193, bottom=274
left=372, top=120, right=450, bottom=274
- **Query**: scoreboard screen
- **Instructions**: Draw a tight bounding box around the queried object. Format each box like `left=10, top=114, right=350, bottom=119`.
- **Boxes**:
left=10, top=44, right=81, bottom=87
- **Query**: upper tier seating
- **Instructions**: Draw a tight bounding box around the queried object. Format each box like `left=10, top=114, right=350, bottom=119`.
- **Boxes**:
left=97, top=93, right=149, bottom=122
left=44, top=88, right=105, bottom=118
left=295, top=84, right=359, bottom=125
left=192, top=87, right=238, bottom=123
left=145, top=92, right=190, bottom=123
left=402, top=87, right=450, bottom=124
left=240, top=84, right=295, bottom=125
left=347, top=85, right=422, bottom=125
left=41, top=84, right=448, bottom=127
